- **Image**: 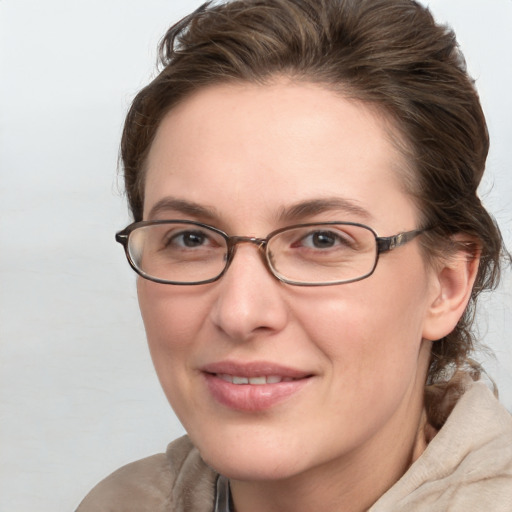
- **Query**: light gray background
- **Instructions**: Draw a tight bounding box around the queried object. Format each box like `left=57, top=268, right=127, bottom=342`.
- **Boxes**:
left=1, top=1, right=511, bottom=510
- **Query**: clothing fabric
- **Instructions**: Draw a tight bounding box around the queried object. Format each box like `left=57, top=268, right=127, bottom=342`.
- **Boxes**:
left=214, top=475, right=231, bottom=512
left=76, top=380, right=512, bottom=511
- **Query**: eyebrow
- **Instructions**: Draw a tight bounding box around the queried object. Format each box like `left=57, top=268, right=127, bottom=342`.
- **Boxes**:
left=146, top=196, right=372, bottom=224
left=277, top=197, right=373, bottom=223
left=147, top=197, right=218, bottom=221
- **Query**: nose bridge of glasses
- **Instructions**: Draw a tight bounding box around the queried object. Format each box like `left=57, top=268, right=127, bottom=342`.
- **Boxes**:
left=226, top=235, right=268, bottom=252
left=224, top=235, right=270, bottom=272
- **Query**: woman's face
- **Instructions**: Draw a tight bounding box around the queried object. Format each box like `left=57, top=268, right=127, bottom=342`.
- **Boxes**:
left=138, top=81, right=439, bottom=481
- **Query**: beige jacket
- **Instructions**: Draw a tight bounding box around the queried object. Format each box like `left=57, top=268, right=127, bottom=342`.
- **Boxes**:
left=76, top=380, right=512, bottom=511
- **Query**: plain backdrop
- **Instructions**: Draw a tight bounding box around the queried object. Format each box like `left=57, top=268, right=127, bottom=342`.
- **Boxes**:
left=1, top=1, right=511, bottom=510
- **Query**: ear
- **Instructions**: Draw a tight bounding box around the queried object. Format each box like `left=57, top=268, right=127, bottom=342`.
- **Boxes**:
left=422, top=237, right=480, bottom=341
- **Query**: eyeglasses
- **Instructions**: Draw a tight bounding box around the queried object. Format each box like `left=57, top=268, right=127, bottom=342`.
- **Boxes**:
left=116, top=220, right=427, bottom=286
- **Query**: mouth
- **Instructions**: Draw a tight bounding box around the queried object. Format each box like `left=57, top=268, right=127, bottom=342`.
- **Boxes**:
left=200, top=361, right=313, bottom=411
left=215, top=374, right=299, bottom=385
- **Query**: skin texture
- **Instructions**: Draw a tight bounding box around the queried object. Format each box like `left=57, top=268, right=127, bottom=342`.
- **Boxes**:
left=137, top=81, right=477, bottom=512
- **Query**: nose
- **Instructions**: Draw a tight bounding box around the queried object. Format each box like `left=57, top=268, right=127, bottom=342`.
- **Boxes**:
left=209, top=243, right=289, bottom=341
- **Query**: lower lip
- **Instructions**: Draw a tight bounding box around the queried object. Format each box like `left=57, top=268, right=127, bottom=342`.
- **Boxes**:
left=203, top=373, right=311, bottom=412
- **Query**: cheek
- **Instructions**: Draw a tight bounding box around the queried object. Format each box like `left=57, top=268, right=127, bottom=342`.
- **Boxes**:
left=136, top=280, right=208, bottom=380
left=292, top=260, right=432, bottom=381
left=137, top=280, right=215, bottom=419
left=138, top=280, right=203, bottom=343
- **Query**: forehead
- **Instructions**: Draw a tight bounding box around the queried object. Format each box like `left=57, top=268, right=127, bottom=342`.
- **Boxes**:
left=144, top=80, right=415, bottom=231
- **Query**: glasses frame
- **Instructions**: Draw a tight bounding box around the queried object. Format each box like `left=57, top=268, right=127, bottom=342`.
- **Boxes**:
left=116, top=220, right=428, bottom=286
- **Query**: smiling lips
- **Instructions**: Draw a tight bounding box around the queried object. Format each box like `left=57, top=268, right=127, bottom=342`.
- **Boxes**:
left=217, top=374, right=297, bottom=385
left=201, top=362, right=313, bottom=411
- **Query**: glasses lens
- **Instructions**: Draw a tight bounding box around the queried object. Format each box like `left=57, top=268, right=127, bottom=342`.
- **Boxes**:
left=128, top=222, right=228, bottom=283
left=267, top=224, right=377, bottom=284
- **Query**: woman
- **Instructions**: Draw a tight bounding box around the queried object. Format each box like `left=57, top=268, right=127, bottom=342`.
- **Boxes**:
left=77, top=0, right=512, bottom=510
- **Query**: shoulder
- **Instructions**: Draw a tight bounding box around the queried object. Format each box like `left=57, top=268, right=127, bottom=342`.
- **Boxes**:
left=372, top=379, right=512, bottom=511
left=76, top=436, right=218, bottom=512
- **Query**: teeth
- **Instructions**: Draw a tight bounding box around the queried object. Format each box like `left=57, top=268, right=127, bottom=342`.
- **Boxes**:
left=248, top=376, right=266, bottom=385
left=217, top=374, right=292, bottom=385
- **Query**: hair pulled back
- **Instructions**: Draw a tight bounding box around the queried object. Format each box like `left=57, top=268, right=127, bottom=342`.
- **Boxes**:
left=120, top=0, right=507, bottom=423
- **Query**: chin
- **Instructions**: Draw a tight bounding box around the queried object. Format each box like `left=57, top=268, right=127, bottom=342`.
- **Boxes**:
left=189, top=427, right=319, bottom=482
left=202, top=451, right=303, bottom=482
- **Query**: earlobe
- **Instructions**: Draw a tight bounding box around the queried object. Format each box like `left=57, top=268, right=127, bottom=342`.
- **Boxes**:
left=422, top=239, right=480, bottom=342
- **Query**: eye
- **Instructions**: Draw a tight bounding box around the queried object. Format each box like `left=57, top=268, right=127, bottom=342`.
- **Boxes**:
left=171, top=230, right=207, bottom=248
left=304, top=231, right=337, bottom=249
left=165, top=229, right=215, bottom=249
left=293, top=229, right=355, bottom=250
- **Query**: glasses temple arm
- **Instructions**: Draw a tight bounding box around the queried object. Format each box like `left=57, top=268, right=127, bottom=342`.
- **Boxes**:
left=376, top=229, right=426, bottom=254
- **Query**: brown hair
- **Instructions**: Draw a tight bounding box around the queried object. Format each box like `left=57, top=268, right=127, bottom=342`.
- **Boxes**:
left=120, top=0, right=507, bottom=421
